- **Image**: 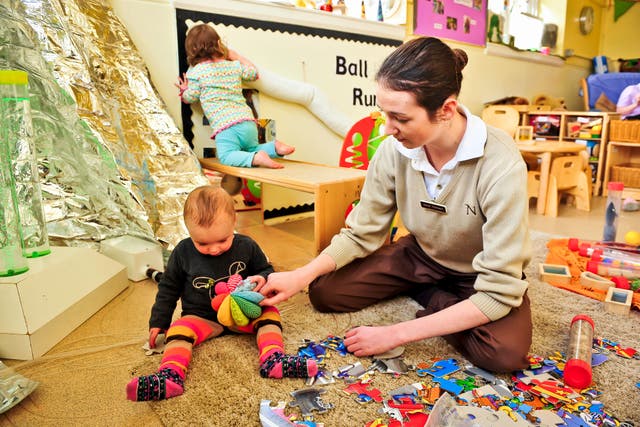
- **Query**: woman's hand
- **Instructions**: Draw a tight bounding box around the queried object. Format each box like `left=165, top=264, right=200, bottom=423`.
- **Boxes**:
left=148, top=327, right=164, bottom=349
left=257, top=270, right=309, bottom=306
left=343, top=325, right=400, bottom=357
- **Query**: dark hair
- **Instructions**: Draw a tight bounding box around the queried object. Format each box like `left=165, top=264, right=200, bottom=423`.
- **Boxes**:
left=185, top=24, right=227, bottom=66
left=375, top=37, right=468, bottom=118
left=184, top=186, right=235, bottom=227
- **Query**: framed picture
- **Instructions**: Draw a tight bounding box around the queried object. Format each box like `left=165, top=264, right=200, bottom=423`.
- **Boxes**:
left=414, top=0, right=487, bottom=47
left=516, top=125, right=534, bottom=143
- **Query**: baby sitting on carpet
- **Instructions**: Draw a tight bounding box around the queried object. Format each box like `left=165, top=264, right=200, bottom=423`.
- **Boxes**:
left=126, top=186, right=317, bottom=401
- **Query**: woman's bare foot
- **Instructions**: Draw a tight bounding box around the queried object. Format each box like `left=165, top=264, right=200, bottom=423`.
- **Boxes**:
left=275, top=140, right=295, bottom=156
left=252, top=151, right=283, bottom=169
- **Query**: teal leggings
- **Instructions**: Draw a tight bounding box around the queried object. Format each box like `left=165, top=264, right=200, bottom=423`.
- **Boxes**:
left=215, top=120, right=278, bottom=167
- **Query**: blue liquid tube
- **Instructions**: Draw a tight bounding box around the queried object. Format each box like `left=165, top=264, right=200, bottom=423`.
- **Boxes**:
left=0, top=70, right=50, bottom=259
left=602, top=182, right=623, bottom=242
left=0, top=71, right=29, bottom=276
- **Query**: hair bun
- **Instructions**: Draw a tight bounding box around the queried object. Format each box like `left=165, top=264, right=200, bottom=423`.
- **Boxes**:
left=453, top=49, right=468, bottom=71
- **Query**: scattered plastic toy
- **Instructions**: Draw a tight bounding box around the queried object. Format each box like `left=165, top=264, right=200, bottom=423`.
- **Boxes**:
left=261, top=331, right=637, bottom=426
left=370, top=356, right=412, bottom=375
left=319, top=335, right=348, bottom=356
left=343, top=380, right=383, bottom=404
left=259, top=399, right=296, bottom=426
left=289, top=388, right=334, bottom=418
left=305, top=369, right=335, bottom=387
left=0, top=362, right=39, bottom=414
left=142, top=333, right=166, bottom=355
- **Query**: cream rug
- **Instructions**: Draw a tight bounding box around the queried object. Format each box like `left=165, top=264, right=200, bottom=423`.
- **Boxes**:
left=132, top=230, right=640, bottom=425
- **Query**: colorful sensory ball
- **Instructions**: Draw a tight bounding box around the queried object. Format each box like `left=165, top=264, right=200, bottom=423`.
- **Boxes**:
left=211, top=274, right=264, bottom=328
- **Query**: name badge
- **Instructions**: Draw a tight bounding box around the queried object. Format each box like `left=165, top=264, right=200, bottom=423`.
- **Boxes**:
left=420, top=200, right=447, bottom=214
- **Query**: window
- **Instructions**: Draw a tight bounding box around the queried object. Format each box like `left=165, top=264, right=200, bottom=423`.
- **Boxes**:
left=488, top=0, right=546, bottom=51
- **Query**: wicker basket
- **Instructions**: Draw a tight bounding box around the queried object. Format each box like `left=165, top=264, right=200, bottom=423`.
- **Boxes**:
left=610, top=163, right=640, bottom=188
left=609, top=120, right=640, bottom=143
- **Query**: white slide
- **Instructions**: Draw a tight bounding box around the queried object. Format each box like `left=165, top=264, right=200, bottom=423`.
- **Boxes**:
left=248, top=66, right=352, bottom=138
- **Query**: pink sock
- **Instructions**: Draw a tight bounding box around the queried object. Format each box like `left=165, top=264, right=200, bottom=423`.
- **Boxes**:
left=259, top=352, right=318, bottom=379
left=126, top=368, right=185, bottom=401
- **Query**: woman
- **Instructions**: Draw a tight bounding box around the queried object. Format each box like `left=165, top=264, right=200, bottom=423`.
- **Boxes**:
left=257, top=37, right=532, bottom=373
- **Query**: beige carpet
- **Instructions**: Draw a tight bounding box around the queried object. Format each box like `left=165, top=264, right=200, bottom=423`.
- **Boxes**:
left=130, top=230, right=640, bottom=425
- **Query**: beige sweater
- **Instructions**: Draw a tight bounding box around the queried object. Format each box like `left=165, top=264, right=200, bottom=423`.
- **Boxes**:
left=322, top=121, right=531, bottom=321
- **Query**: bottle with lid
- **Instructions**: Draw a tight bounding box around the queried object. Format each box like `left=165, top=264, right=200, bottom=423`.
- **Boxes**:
left=0, top=70, right=50, bottom=260
left=564, top=314, right=594, bottom=389
left=603, top=181, right=624, bottom=242
left=0, top=71, right=30, bottom=276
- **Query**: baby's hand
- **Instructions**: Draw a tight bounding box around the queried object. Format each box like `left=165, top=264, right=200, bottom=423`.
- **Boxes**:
left=148, top=327, right=164, bottom=349
left=247, top=275, right=266, bottom=291
left=175, top=73, right=188, bottom=94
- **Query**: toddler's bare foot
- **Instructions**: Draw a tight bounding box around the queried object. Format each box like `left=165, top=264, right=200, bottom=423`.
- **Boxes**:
left=275, top=140, right=295, bottom=156
left=252, top=151, right=283, bottom=169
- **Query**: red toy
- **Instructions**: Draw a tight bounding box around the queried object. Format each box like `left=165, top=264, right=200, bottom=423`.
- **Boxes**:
left=564, top=314, right=594, bottom=389
left=567, top=237, right=640, bottom=255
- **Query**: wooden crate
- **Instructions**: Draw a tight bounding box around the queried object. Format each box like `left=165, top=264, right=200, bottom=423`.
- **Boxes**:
left=610, top=163, right=640, bottom=188
left=609, top=120, right=640, bottom=142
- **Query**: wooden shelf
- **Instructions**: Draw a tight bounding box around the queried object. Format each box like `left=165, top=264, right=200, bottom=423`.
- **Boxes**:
left=603, top=141, right=640, bottom=200
left=521, top=111, right=620, bottom=196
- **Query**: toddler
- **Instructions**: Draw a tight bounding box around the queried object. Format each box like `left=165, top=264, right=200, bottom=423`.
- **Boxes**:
left=176, top=24, right=294, bottom=168
left=126, top=186, right=316, bottom=401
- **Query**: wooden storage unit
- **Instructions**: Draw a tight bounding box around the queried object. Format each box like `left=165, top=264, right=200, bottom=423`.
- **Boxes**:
left=521, top=111, right=619, bottom=196
left=603, top=141, right=640, bottom=200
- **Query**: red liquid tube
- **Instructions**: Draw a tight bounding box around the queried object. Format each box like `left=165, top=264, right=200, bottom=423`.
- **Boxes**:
left=564, top=314, right=594, bottom=389
left=567, top=238, right=640, bottom=255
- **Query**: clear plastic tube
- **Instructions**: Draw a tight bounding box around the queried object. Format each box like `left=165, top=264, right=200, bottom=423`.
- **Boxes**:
left=0, top=70, right=50, bottom=259
left=568, top=237, right=640, bottom=255
left=564, top=314, right=594, bottom=389
left=0, top=71, right=30, bottom=276
left=587, top=246, right=640, bottom=270
left=586, top=260, right=640, bottom=279
left=603, top=182, right=623, bottom=242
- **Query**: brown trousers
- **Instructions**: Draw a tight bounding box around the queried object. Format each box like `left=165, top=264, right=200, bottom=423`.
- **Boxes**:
left=308, top=235, right=532, bottom=373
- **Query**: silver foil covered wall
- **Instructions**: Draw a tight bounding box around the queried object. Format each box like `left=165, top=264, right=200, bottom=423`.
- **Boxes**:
left=0, top=0, right=208, bottom=250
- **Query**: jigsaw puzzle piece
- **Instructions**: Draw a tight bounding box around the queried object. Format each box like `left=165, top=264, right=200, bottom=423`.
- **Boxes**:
left=289, top=388, right=334, bottom=418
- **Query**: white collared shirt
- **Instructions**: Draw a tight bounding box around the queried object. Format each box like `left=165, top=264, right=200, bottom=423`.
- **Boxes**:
left=392, top=104, right=488, bottom=199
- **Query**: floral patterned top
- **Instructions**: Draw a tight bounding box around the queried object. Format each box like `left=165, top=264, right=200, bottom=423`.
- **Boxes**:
left=181, top=60, right=259, bottom=136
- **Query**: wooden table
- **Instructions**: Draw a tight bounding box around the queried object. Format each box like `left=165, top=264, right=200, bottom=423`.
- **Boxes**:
left=517, top=141, right=587, bottom=215
left=199, top=158, right=367, bottom=254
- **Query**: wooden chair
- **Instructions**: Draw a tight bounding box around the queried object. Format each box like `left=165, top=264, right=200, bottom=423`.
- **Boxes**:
left=527, top=170, right=541, bottom=207
left=481, top=105, right=520, bottom=138
left=545, top=154, right=591, bottom=217
left=482, top=106, right=540, bottom=171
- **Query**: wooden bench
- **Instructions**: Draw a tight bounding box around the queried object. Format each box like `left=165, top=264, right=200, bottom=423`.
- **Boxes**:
left=199, top=158, right=367, bottom=254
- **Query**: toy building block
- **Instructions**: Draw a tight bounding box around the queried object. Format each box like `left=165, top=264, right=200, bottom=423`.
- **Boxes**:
left=604, top=287, right=633, bottom=316
left=579, top=271, right=614, bottom=291
left=539, top=263, right=572, bottom=284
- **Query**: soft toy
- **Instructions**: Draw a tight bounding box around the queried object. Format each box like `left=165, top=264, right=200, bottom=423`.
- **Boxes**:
left=211, top=274, right=264, bottom=328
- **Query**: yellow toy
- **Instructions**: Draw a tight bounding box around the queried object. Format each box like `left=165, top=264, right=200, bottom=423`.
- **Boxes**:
left=625, top=230, right=640, bottom=246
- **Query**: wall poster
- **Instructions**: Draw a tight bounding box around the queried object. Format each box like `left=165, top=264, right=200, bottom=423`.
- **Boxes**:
left=414, top=0, right=487, bottom=47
